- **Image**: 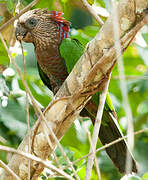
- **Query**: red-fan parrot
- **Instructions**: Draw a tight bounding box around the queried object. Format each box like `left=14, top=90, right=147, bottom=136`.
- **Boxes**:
left=15, top=9, right=137, bottom=173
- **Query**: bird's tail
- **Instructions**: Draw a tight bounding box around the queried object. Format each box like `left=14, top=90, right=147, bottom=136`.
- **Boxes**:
left=81, top=100, right=138, bottom=173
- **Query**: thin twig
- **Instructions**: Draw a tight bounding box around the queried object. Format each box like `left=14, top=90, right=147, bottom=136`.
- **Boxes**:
left=81, top=0, right=104, bottom=26
left=0, top=160, right=21, bottom=180
left=94, top=156, right=101, bottom=179
left=85, top=74, right=111, bottom=180
left=113, top=75, right=148, bottom=80
left=63, top=128, right=148, bottom=170
left=112, top=0, right=134, bottom=174
left=79, top=119, right=101, bottom=179
left=20, top=41, right=31, bottom=180
left=0, top=0, right=40, bottom=32
left=0, top=145, right=74, bottom=180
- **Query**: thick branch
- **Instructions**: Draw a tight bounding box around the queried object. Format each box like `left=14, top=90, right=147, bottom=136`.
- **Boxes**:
left=1, top=0, right=148, bottom=179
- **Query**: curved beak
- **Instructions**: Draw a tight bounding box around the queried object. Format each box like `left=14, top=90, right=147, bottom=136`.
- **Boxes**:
left=15, top=24, right=28, bottom=42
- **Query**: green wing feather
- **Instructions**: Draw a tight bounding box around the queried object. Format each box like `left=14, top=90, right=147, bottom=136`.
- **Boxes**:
left=60, top=38, right=84, bottom=74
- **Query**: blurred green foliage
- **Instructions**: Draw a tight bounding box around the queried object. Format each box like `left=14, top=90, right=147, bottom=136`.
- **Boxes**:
left=0, top=41, right=9, bottom=66
left=0, top=0, right=148, bottom=179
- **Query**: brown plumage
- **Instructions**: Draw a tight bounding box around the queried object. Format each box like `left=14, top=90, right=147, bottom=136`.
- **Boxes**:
left=16, top=8, right=138, bottom=174
left=16, top=9, right=68, bottom=93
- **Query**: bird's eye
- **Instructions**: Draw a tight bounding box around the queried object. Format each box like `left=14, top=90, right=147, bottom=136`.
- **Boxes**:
left=25, top=18, right=38, bottom=29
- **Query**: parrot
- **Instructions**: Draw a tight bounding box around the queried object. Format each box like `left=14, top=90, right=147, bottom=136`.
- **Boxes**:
left=15, top=8, right=137, bottom=174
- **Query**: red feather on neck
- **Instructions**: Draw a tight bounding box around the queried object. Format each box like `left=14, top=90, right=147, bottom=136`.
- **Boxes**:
left=50, top=11, right=70, bottom=41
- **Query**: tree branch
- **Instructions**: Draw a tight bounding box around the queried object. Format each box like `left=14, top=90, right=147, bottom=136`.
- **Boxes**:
left=85, top=73, right=111, bottom=180
left=0, top=0, right=40, bottom=32
left=0, top=145, right=74, bottom=180
left=81, top=0, right=104, bottom=26
left=1, top=0, right=148, bottom=179
left=0, top=160, right=21, bottom=180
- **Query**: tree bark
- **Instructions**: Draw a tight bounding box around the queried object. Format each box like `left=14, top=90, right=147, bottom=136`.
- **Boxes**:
left=1, top=0, right=148, bottom=179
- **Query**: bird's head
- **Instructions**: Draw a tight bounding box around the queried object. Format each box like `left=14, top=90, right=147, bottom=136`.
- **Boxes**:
left=15, top=9, right=70, bottom=48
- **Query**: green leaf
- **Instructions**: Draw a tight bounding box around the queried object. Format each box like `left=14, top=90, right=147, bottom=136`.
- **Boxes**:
left=0, top=100, right=27, bottom=139
left=6, top=0, right=16, bottom=13
left=21, top=0, right=33, bottom=6
left=142, top=33, right=148, bottom=44
left=34, top=0, right=55, bottom=10
left=137, top=99, right=148, bottom=114
left=142, top=172, right=148, bottom=180
left=87, top=0, right=94, bottom=5
left=61, top=0, right=68, bottom=3
left=69, top=146, right=84, bottom=167
left=70, top=8, right=93, bottom=29
left=0, top=16, right=3, bottom=23
left=18, top=77, right=52, bottom=107
left=0, top=41, right=9, bottom=66
left=102, top=0, right=111, bottom=11
left=137, top=46, right=148, bottom=67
